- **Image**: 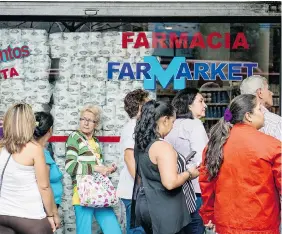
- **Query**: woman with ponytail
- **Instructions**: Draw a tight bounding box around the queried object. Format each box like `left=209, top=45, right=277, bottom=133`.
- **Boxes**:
left=131, top=100, right=195, bottom=234
left=199, top=94, right=281, bottom=234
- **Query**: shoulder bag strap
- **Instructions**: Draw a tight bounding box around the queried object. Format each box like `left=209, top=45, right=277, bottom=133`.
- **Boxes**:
left=0, top=154, right=11, bottom=196
left=78, top=135, right=102, bottom=166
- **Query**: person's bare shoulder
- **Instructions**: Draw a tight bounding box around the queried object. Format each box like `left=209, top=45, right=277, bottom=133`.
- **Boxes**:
left=150, top=140, right=175, bottom=154
left=23, top=141, right=44, bottom=156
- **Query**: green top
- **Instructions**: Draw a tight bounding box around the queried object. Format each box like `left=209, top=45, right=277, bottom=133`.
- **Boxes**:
left=65, top=130, right=104, bottom=187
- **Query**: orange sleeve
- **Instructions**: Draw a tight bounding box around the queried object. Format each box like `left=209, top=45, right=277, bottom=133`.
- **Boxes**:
left=199, top=147, right=216, bottom=224
left=270, top=142, right=281, bottom=196
left=260, top=138, right=281, bottom=196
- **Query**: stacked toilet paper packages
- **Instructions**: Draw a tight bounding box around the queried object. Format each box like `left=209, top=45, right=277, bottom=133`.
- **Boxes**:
left=0, top=29, right=51, bottom=113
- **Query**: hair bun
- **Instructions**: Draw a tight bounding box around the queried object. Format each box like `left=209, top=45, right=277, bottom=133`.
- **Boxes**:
left=33, top=127, right=42, bottom=138
left=33, top=112, right=54, bottom=140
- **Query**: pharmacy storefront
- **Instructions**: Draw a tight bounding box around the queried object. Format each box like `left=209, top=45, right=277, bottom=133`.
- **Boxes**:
left=0, top=1, right=281, bottom=233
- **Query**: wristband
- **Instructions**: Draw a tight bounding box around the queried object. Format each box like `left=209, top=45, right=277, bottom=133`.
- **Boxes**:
left=187, top=170, right=192, bottom=180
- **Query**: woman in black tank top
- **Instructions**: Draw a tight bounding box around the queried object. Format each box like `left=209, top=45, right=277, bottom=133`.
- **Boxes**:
left=131, top=100, right=195, bottom=234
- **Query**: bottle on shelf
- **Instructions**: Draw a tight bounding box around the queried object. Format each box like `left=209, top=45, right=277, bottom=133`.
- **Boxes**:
left=217, top=107, right=222, bottom=118
left=217, top=92, right=221, bottom=103
left=206, top=107, right=210, bottom=118
left=222, top=106, right=226, bottom=117
left=211, top=107, right=216, bottom=118
left=222, top=91, right=229, bottom=103
left=212, top=92, right=217, bottom=103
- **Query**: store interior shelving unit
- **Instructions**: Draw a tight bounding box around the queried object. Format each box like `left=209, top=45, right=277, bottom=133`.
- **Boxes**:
left=200, top=87, right=233, bottom=133
left=269, top=84, right=281, bottom=115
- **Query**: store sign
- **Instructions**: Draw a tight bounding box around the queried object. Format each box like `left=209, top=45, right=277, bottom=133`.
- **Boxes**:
left=0, top=45, right=30, bottom=79
left=107, top=57, right=258, bottom=90
left=108, top=31, right=256, bottom=90
left=122, top=32, right=249, bottom=49
left=0, top=45, right=30, bottom=62
left=0, top=67, right=19, bottom=79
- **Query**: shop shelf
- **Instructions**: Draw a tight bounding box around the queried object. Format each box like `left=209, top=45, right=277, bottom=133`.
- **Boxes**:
left=200, top=87, right=234, bottom=92
left=157, top=93, right=176, bottom=96
left=206, top=103, right=229, bottom=105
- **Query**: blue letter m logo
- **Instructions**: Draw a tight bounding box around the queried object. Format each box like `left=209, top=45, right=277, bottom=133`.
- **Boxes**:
left=143, top=56, right=186, bottom=90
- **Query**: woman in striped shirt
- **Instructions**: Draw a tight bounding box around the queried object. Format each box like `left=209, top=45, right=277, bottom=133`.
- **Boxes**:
left=65, top=104, right=122, bottom=234
left=165, top=88, right=208, bottom=234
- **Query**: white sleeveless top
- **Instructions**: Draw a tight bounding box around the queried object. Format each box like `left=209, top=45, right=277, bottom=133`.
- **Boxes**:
left=0, top=148, right=46, bottom=219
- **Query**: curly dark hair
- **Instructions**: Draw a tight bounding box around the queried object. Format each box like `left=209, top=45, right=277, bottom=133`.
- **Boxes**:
left=172, top=88, right=199, bottom=119
left=135, top=100, right=175, bottom=151
left=124, top=89, right=149, bottom=118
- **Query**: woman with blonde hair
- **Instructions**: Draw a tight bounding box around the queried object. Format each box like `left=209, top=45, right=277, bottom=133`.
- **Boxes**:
left=0, top=103, right=58, bottom=234
left=65, top=104, right=122, bottom=234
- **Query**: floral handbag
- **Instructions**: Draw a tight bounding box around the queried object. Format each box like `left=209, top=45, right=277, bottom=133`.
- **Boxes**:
left=76, top=136, right=119, bottom=208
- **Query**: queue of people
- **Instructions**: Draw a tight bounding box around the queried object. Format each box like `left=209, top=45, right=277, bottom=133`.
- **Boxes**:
left=125, top=75, right=281, bottom=234
left=0, top=74, right=280, bottom=234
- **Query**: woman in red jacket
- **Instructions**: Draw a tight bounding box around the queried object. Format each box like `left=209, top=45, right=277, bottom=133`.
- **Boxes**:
left=199, top=94, right=281, bottom=234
